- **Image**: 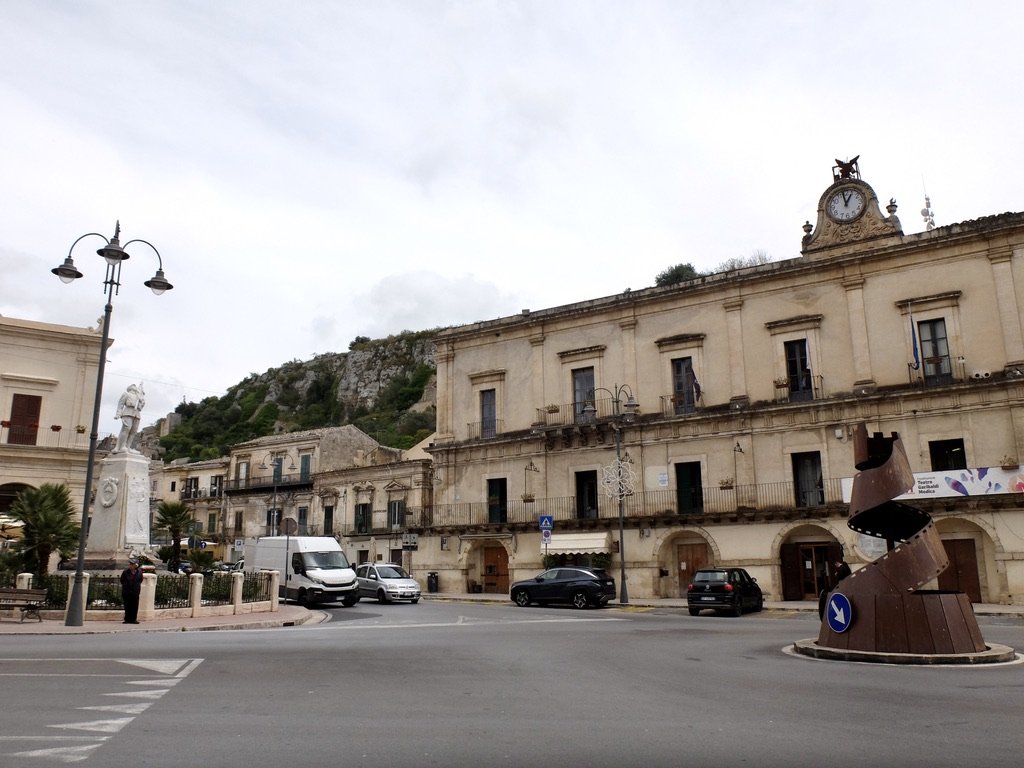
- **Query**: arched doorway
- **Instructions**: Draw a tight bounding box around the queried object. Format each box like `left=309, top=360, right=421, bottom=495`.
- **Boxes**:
left=465, top=539, right=510, bottom=594
left=779, top=524, right=843, bottom=601
left=673, top=534, right=712, bottom=598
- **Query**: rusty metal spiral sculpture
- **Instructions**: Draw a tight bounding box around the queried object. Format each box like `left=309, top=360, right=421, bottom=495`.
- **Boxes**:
left=816, top=424, right=987, bottom=655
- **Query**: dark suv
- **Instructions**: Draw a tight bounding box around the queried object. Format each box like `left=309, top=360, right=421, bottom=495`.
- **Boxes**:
left=687, top=567, right=763, bottom=616
left=510, top=567, right=616, bottom=609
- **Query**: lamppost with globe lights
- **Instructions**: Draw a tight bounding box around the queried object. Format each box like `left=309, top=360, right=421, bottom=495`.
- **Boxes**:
left=52, top=222, right=173, bottom=627
left=582, top=384, right=638, bottom=604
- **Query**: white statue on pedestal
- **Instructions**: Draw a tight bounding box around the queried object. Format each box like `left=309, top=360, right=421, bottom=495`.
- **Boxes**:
left=115, top=383, right=145, bottom=453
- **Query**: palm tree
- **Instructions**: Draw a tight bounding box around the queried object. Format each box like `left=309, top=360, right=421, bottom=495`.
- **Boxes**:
left=8, top=484, right=80, bottom=578
left=154, top=500, right=194, bottom=573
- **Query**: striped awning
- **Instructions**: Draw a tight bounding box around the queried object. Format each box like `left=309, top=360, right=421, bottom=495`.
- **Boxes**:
left=545, top=531, right=611, bottom=555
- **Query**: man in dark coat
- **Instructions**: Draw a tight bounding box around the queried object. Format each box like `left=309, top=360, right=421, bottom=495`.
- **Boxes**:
left=818, top=558, right=853, bottom=620
left=120, top=558, right=143, bottom=624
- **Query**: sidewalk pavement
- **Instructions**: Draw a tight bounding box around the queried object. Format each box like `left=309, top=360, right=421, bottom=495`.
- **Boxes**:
left=1, top=594, right=1021, bottom=635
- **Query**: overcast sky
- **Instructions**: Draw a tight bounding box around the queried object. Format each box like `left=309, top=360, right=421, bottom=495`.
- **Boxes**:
left=2, top=1, right=1021, bottom=437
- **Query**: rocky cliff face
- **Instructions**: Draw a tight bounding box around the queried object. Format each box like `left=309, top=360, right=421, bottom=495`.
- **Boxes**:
left=157, top=329, right=440, bottom=461
left=257, top=332, right=436, bottom=418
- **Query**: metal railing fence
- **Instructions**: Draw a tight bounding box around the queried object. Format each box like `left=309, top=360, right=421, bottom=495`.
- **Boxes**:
left=242, top=571, right=273, bottom=603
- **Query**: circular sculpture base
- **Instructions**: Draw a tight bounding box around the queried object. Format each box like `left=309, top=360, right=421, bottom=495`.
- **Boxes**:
left=793, top=638, right=1017, bottom=665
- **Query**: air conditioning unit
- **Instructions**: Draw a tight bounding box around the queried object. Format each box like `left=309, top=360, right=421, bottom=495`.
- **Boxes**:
left=971, top=370, right=992, bottom=379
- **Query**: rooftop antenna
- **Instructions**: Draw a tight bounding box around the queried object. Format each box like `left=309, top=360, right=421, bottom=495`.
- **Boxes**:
left=921, top=179, right=935, bottom=230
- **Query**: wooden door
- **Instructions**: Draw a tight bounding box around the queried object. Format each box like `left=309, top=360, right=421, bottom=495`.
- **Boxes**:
left=937, top=538, right=982, bottom=602
left=482, top=545, right=509, bottom=594
left=780, top=543, right=804, bottom=601
left=677, top=542, right=709, bottom=597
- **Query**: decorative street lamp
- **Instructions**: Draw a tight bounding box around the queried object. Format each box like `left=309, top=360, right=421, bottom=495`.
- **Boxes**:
left=53, top=222, right=173, bottom=627
left=583, top=384, right=638, bottom=604
left=259, top=451, right=297, bottom=591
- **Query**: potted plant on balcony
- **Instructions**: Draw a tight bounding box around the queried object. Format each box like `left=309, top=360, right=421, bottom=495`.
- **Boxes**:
left=521, top=493, right=535, bottom=503
left=719, top=477, right=735, bottom=490
left=1000, top=455, right=1019, bottom=470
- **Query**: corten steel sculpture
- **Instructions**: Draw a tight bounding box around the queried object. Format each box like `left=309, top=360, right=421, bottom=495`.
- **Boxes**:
left=816, top=424, right=987, bottom=655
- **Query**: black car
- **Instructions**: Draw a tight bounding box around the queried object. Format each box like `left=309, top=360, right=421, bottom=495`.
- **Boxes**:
left=510, top=567, right=616, bottom=609
left=687, top=567, right=763, bottom=616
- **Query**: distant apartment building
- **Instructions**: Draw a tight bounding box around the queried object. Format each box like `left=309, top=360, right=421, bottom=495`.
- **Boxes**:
left=151, top=425, right=432, bottom=566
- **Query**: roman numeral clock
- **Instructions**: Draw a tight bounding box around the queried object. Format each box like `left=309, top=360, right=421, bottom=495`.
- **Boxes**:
left=801, top=156, right=903, bottom=257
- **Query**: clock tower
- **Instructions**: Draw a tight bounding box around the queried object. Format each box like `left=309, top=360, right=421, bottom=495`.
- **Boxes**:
left=801, top=156, right=903, bottom=257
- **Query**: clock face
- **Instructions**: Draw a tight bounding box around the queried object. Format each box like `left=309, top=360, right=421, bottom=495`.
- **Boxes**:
left=827, top=187, right=866, bottom=222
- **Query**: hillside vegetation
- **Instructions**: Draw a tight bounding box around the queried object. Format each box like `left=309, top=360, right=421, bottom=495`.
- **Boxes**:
left=160, top=330, right=439, bottom=462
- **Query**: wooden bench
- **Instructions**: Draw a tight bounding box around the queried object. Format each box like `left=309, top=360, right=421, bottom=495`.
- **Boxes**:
left=0, top=587, right=48, bottom=622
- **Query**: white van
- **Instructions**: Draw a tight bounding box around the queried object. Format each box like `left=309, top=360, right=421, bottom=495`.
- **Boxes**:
left=248, top=536, right=360, bottom=606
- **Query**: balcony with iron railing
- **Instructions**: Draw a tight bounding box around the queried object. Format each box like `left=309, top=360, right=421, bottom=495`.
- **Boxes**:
left=347, top=508, right=412, bottom=537
left=179, top=487, right=224, bottom=501
left=224, top=471, right=313, bottom=494
left=534, top=396, right=619, bottom=428
left=0, top=421, right=92, bottom=449
left=510, top=368, right=996, bottom=438
left=467, top=419, right=505, bottom=440
left=416, top=478, right=846, bottom=531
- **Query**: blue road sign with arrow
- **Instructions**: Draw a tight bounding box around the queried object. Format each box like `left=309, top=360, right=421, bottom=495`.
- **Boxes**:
left=826, top=592, right=853, bottom=633
left=538, top=515, right=553, bottom=530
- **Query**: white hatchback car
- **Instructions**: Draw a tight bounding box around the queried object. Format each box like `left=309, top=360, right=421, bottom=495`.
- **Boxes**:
left=355, top=563, right=422, bottom=604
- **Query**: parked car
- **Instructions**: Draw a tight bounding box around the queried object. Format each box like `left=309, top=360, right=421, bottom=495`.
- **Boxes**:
left=355, top=563, right=421, bottom=604
left=687, top=567, right=763, bottom=616
left=510, top=567, right=616, bottom=609
left=176, top=561, right=193, bottom=575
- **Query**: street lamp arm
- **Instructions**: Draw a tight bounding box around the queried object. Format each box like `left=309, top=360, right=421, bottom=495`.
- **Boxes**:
left=66, top=232, right=113, bottom=255
left=122, top=238, right=166, bottom=268
left=123, top=239, right=174, bottom=295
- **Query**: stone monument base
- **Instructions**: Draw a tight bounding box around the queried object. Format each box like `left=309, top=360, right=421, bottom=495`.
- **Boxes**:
left=84, top=451, right=152, bottom=567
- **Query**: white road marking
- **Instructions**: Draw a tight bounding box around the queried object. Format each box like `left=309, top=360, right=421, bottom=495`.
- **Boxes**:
left=328, top=616, right=626, bottom=632
left=48, top=718, right=133, bottom=734
left=113, top=659, right=187, bottom=675
left=77, top=703, right=151, bottom=715
left=9, top=744, right=103, bottom=763
left=102, top=689, right=168, bottom=700
left=1, top=658, right=203, bottom=765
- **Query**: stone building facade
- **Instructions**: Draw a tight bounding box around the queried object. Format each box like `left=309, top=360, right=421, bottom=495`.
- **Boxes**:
left=418, top=161, right=1024, bottom=604
left=148, top=426, right=428, bottom=565
left=0, top=316, right=102, bottom=522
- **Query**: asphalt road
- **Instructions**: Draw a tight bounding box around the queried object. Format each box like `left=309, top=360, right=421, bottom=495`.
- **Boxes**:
left=2, top=602, right=1022, bottom=768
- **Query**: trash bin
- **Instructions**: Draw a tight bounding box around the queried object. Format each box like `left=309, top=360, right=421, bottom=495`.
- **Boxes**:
left=427, top=571, right=439, bottom=593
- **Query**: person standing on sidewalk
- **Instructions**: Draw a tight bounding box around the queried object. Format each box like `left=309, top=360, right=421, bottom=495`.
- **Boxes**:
left=120, top=558, right=143, bottom=624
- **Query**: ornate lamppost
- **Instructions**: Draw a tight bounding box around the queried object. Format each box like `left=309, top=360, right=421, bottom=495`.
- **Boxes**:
left=583, top=384, right=638, bottom=604
left=53, top=222, right=173, bottom=627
